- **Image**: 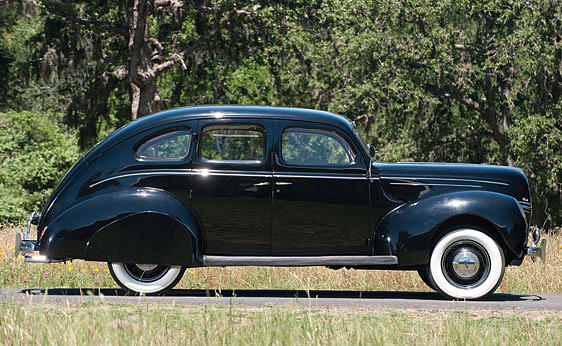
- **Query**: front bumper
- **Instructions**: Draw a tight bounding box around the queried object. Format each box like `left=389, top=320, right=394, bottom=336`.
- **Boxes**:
left=525, top=227, right=547, bottom=263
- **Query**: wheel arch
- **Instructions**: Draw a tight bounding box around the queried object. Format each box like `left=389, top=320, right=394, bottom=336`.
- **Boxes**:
left=39, top=188, right=204, bottom=265
left=372, top=190, right=528, bottom=266
left=429, top=214, right=517, bottom=266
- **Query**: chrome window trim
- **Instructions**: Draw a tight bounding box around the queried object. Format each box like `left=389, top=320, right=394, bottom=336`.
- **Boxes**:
left=383, top=176, right=509, bottom=186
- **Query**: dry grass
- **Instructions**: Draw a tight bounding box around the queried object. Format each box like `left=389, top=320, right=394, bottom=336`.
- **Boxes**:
left=0, top=303, right=561, bottom=345
left=1, top=225, right=560, bottom=294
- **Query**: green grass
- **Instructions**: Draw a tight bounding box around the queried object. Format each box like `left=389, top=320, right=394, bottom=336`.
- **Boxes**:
left=0, top=302, right=560, bottom=345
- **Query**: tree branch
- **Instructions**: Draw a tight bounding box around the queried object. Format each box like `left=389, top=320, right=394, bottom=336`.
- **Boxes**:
left=453, top=43, right=484, bottom=53
left=43, top=3, right=127, bottom=35
left=424, top=84, right=484, bottom=114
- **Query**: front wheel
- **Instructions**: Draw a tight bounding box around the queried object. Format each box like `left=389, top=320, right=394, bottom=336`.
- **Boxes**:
left=108, top=262, right=185, bottom=295
left=428, top=229, right=505, bottom=300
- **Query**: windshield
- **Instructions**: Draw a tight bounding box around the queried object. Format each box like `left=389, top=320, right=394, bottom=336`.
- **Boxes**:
left=351, top=121, right=369, bottom=154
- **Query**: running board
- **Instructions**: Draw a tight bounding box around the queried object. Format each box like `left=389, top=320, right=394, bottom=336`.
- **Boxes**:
left=202, top=255, right=398, bottom=267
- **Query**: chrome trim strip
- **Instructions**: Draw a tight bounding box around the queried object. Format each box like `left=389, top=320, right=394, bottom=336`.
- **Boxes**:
left=383, top=176, right=509, bottom=186
left=90, top=170, right=193, bottom=188
left=388, top=182, right=482, bottom=188
left=192, top=169, right=272, bottom=178
left=273, top=173, right=367, bottom=180
left=253, top=182, right=270, bottom=186
left=202, top=255, right=398, bottom=266
left=91, top=169, right=371, bottom=188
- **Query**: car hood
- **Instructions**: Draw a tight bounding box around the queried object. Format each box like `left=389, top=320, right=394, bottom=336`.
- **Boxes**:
left=373, top=162, right=531, bottom=205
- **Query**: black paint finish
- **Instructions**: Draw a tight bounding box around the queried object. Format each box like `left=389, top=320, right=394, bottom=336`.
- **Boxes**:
left=32, top=106, right=531, bottom=267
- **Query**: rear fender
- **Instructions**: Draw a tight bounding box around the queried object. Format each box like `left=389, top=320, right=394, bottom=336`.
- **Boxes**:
left=373, top=191, right=527, bottom=266
left=84, top=212, right=197, bottom=266
left=39, top=188, right=202, bottom=265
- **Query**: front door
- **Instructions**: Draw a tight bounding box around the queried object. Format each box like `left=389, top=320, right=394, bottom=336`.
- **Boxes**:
left=190, top=118, right=273, bottom=256
left=271, top=120, right=372, bottom=255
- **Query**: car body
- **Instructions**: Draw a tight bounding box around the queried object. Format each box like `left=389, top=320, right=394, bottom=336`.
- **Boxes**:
left=16, top=106, right=547, bottom=299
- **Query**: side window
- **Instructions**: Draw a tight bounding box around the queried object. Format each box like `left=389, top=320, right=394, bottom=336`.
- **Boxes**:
left=136, top=130, right=191, bottom=160
left=200, top=125, right=265, bottom=162
left=281, top=128, right=356, bottom=166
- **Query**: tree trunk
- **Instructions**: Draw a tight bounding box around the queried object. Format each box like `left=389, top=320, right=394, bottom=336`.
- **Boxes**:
left=125, top=0, right=158, bottom=120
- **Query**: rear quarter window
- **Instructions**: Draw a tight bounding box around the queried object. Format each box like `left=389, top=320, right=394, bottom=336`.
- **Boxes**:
left=136, top=130, right=192, bottom=160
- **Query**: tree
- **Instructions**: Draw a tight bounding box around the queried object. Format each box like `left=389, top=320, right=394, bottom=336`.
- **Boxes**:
left=264, top=0, right=560, bottom=223
left=37, top=0, right=264, bottom=148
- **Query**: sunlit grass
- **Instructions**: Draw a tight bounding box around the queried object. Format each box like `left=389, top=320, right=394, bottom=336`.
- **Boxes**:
left=1, top=225, right=560, bottom=294
left=0, top=303, right=560, bottom=345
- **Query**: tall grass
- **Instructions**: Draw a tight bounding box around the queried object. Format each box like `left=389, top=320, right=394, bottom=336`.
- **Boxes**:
left=0, top=303, right=560, bottom=345
left=1, top=225, right=560, bottom=294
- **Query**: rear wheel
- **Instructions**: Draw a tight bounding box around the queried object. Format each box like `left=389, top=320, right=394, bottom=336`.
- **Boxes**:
left=108, top=262, right=185, bottom=295
left=428, top=228, right=505, bottom=300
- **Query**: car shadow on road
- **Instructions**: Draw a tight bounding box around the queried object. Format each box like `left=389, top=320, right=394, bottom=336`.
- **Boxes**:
left=19, top=288, right=543, bottom=302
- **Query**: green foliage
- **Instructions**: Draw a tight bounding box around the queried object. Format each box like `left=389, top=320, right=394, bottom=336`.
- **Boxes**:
left=0, top=0, right=559, bottom=224
left=0, top=111, right=79, bottom=224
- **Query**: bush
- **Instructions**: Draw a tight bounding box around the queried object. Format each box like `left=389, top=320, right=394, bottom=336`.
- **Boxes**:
left=0, top=110, right=79, bottom=224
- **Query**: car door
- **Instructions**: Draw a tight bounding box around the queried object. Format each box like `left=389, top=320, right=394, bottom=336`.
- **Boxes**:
left=271, top=120, right=372, bottom=256
left=189, top=118, right=273, bottom=256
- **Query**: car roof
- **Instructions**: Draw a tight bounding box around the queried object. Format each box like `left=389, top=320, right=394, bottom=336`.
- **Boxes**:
left=134, top=105, right=354, bottom=131
left=85, top=106, right=357, bottom=164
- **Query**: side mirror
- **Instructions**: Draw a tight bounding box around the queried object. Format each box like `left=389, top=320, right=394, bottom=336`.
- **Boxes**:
left=368, top=145, right=377, bottom=159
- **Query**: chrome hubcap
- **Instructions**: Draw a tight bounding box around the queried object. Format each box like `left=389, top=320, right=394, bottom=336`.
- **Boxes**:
left=135, top=264, right=158, bottom=271
left=442, top=240, right=490, bottom=289
left=452, top=249, right=480, bottom=278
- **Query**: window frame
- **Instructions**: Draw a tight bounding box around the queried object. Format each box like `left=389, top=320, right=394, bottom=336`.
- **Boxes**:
left=279, top=126, right=358, bottom=168
left=134, top=129, right=193, bottom=162
left=198, top=123, right=267, bottom=165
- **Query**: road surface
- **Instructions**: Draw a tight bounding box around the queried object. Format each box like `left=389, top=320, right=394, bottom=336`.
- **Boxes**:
left=1, top=288, right=561, bottom=311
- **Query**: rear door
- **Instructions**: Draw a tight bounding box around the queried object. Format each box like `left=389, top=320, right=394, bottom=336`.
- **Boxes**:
left=271, top=120, right=372, bottom=255
left=189, top=118, right=273, bottom=256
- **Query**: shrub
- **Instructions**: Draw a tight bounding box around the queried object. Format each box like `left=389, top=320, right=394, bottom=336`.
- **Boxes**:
left=0, top=110, right=79, bottom=224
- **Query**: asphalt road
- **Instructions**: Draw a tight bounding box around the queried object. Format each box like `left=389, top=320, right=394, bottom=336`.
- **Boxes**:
left=1, top=288, right=562, bottom=311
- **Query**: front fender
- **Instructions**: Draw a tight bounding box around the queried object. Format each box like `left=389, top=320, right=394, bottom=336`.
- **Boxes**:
left=373, top=191, right=527, bottom=266
left=39, top=188, right=202, bottom=264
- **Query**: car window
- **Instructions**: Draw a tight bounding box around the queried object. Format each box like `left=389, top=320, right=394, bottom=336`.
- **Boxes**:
left=282, top=128, right=355, bottom=166
left=136, top=130, right=191, bottom=159
left=200, top=125, right=264, bottom=162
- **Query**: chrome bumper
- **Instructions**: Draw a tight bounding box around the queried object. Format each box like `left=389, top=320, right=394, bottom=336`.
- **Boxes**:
left=526, top=227, right=547, bottom=263
left=15, top=212, right=63, bottom=264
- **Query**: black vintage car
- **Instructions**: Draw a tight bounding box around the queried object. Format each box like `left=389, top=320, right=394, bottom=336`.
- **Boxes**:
left=16, top=106, right=546, bottom=299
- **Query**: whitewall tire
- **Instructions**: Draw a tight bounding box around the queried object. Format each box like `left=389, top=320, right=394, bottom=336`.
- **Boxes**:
left=428, top=229, right=505, bottom=300
left=108, top=262, right=185, bottom=294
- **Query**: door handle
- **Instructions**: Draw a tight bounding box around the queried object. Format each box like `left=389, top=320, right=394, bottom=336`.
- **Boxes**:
left=253, top=182, right=270, bottom=187
left=275, top=182, right=292, bottom=186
